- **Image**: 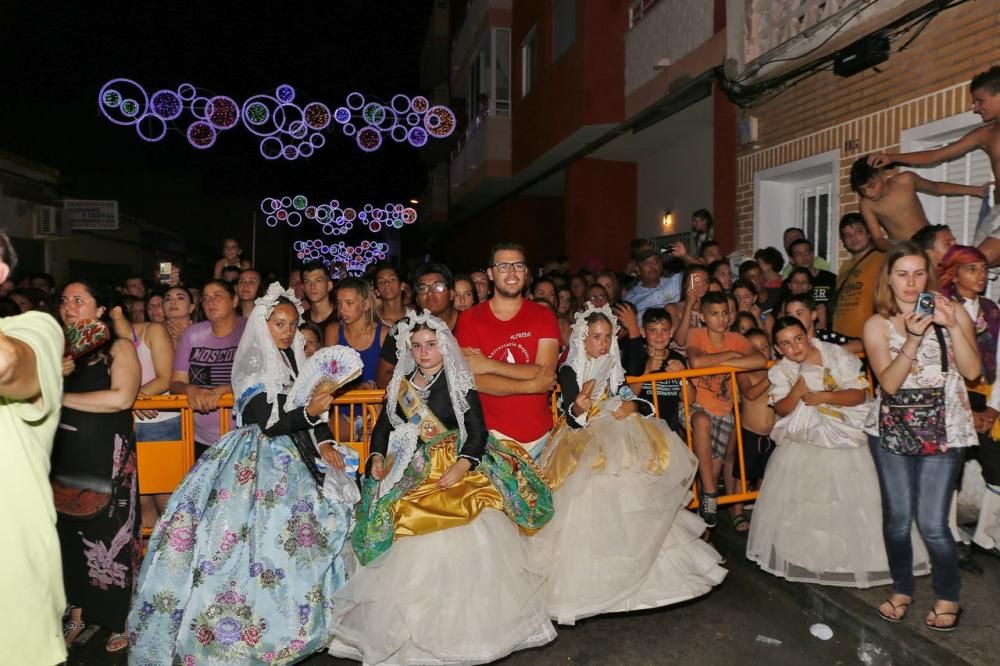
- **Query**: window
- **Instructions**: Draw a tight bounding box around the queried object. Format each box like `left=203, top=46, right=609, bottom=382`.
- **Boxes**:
left=521, top=27, right=536, bottom=97
left=795, top=179, right=834, bottom=264
left=552, top=0, right=576, bottom=61
left=495, top=29, right=511, bottom=114
left=935, top=148, right=992, bottom=246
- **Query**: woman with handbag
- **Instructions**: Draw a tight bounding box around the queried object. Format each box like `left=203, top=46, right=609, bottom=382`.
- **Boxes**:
left=53, top=280, right=142, bottom=653
left=863, top=242, right=982, bottom=632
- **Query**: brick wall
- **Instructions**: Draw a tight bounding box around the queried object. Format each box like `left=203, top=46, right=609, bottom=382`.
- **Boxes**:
left=735, top=1, right=1000, bottom=254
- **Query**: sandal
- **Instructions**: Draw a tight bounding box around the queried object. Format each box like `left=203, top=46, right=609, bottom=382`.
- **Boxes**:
left=925, top=607, right=962, bottom=632
left=731, top=514, right=750, bottom=534
left=107, top=631, right=130, bottom=653
left=64, top=607, right=86, bottom=647
left=876, top=595, right=911, bottom=623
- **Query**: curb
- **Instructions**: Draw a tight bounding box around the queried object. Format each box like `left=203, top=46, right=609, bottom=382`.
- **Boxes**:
left=710, top=522, right=973, bottom=666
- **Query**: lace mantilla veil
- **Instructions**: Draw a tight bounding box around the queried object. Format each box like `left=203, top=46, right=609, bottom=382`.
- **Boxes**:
left=564, top=303, right=625, bottom=397
left=232, top=282, right=307, bottom=429
left=378, top=311, right=477, bottom=493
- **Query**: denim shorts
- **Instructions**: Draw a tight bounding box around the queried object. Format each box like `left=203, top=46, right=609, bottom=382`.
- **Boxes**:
left=135, top=416, right=182, bottom=442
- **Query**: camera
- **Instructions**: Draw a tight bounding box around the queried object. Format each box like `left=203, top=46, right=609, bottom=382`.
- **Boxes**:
left=914, top=292, right=935, bottom=317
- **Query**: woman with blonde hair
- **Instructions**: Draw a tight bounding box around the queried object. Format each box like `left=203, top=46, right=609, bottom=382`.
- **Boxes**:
left=863, top=242, right=980, bottom=631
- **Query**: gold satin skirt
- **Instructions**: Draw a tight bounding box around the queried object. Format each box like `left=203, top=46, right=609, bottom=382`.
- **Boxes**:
left=540, top=413, right=672, bottom=492
left=392, top=434, right=506, bottom=539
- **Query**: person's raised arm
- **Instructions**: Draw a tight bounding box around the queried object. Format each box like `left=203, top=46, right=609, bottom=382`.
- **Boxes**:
left=62, top=338, right=141, bottom=412
left=0, top=331, right=40, bottom=402
left=869, top=127, right=988, bottom=168
left=912, top=173, right=990, bottom=199
left=863, top=314, right=926, bottom=395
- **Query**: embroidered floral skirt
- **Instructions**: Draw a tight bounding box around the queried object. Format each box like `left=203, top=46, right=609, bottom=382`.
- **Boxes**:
left=127, top=425, right=352, bottom=665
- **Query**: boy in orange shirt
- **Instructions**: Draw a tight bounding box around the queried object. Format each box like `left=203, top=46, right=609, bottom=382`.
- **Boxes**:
left=687, top=291, right=767, bottom=527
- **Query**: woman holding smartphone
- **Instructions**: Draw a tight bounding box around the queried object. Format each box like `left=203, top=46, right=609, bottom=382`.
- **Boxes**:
left=862, top=242, right=980, bottom=632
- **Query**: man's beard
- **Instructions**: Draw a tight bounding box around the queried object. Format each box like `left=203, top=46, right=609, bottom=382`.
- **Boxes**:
left=494, top=281, right=523, bottom=298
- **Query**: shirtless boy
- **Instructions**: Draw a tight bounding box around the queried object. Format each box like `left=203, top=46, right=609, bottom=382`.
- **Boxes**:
left=850, top=157, right=987, bottom=252
left=868, top=66, right=1000, bottom=262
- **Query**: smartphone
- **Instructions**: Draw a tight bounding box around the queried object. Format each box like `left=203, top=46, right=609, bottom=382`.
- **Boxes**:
left=914, top=292, right=935, bottom=317
left=158, top=262, right=172, bottom=285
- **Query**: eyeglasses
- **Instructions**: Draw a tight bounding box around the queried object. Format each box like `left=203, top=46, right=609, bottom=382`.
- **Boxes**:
left=415, top=281, right=449, bottom=295
left=492, top=262, right=528, bottom=274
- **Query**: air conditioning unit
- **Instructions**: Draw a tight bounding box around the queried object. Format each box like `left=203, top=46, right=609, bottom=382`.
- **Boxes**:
left=33, top=206, right=71, bottom=239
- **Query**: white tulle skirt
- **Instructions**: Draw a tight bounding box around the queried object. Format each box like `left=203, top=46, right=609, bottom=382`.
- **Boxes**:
left=327, top=509, right=555, bottom=665
left=747, top=438, right=930, bottom=587
left=533, top=413, right=727, bottom=625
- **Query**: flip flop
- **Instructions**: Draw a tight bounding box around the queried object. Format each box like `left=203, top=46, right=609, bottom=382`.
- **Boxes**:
left=732, top=514, right=750, bottom=534
left=925, top=607, right=962, bottom=632
left=876, top=597, right=911, bottom=623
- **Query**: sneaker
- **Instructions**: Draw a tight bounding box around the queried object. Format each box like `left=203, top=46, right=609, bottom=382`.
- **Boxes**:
left=699, top=491, right=718, bottom=528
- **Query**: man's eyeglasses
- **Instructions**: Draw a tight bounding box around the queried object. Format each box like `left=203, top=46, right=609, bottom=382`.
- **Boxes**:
left=415, top=281, right=449, bottom=295
left=492, top=262, right=528, bottom=274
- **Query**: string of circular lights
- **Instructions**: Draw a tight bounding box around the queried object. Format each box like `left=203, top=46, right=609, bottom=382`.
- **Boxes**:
left=294, top=239, right=388, bottom=275
left=98, top=79, right=456, bottom=160
left=260, top=196, right=417, bottom=235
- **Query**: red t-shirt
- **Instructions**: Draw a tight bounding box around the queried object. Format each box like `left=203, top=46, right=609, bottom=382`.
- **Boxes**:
left=456, top=299, right=561, bottom=442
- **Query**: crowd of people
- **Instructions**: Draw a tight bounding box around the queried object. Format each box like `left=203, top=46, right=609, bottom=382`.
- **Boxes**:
left=3, top=65, right=1000, bottom=666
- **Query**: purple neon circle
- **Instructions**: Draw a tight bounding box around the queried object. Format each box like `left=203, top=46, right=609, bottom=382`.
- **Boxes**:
left=187, top=121, right=217, bottom=149
left=207, top=96, right=240, bottom=130
left=346, top=92, right=365, bottom=110
left=342, top=123, right=356, bottom=137
left=298, top=142, right=314, bottom=158
left=287, top=211, right=302, bottom=227
left=407, top=126, right=428, bottom=147
left=390, top=125, right=408, bottom=143
left=276, top=84, right=295, bottom=103
left=309, top=133, right=325, bottom=148
left=259, top=136, right=283, bottom=160
left=333, top=107, right=351, bottom=124
left=303, top=102, right=331, bottom=130
left=406, top=113, right=420, bottom=127
left=135, top=114, right=168, bottom=142
left=266, top=216, right=279, bottom=228
left=356, top=127, right=382, bottom=152
left=391, top=94, right=411, bottom=114
left=99, top=78, right=149, bottom=126
left=150, top=89, right=183, bottom=121
left=282, top=144, right=299, bottom=160
left=242, top=95, right=282, bottom=136
left=176, top=83, right=196, bottom=100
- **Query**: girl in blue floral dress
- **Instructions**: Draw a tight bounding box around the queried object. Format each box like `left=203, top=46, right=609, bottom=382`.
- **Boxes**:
left=127, top=283, right=359, bottom=665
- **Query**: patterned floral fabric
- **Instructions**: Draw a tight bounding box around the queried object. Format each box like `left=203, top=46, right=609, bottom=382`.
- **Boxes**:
left=127, top=426, right=352, bottom=665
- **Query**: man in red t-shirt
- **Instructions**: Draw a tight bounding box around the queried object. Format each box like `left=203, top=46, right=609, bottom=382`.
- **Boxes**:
left=457, top=242, right=560, bottom=459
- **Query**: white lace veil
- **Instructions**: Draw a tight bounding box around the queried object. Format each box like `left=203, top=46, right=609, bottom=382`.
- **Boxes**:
left=385, top=310, right=477, bottom=446
left=232, top=282, right=307, bottom=428
left=564, top=303, right=625, bottom=396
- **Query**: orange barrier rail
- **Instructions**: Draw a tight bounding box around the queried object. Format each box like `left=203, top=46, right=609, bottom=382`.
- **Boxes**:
left=137, top=362, right=873, bottom=507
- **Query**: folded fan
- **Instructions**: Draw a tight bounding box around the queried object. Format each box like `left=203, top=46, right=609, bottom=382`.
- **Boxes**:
left=63, top=319, right=112, bottom=359
left=286, top=345, right=364, bottom=409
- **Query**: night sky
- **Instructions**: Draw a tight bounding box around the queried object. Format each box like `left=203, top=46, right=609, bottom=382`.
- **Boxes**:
left=0, top=1, right=435, bottom=269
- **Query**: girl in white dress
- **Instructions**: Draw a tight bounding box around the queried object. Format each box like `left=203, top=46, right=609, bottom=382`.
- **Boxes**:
left=747, top=316, right=928, bottom=587
left=533, top=304, right=726, bottom=625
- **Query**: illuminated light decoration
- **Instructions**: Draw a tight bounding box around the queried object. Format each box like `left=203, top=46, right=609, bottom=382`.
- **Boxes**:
left=103, top=89, right=122, bottom=108
left=135, top=115, right=168, bottom=142
left=407, top=127, right=428, bottom=148
left=333, top=107, right=351, bottom=124
left=424, top=105, right=457, bottom=138
left=100, top=79, right=456, bottom=159
left=303, top=102, right=331, bottom=130
left=362, top=102, right=385, bottom=126
left=291, top=239, right=390, bottom=276
left=275, top=84, right=295, bottom=103
left=262, top=195, right=419, bottom=233
left=187, top=121, right=216, bottom=149
left=266, top=215, right=278, bottom=227
left=207, top=96, right=240, bottom=130
left=411, top=96, right=429, bottom=113
left=150, top=90, right=183, bottom=120
left=356, top=127, right=381, bottom=152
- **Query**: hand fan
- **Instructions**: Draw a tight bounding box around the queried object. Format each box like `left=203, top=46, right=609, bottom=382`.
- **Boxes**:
left=286, top=345, right=364, bottom=409
left=63, top=319, right=111, bottom=359
left=583, top=355, right=613, bottom=400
